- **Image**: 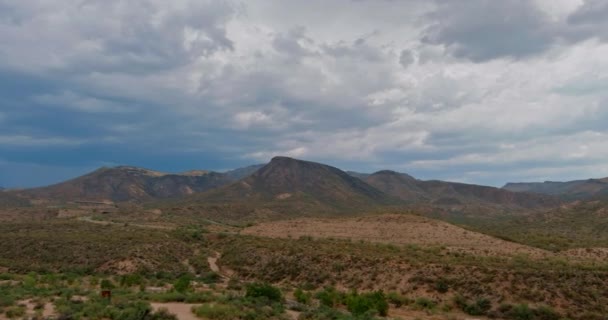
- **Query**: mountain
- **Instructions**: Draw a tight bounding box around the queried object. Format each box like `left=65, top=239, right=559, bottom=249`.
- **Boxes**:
left=365, top=170, right=560, bottom=210
left=503, top=178, right=608, bottom=200
left=183, top=156, right=398, bottom=218
left=224, top=164, right=265, bottom=180
left=17, top=166, right=234, bottom=203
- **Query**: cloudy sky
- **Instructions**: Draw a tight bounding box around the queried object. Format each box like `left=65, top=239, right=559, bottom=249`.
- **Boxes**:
left=1, top=0, right=608, bottom=188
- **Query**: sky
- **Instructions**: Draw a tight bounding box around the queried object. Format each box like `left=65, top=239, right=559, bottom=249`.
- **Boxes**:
left=1, top=0, right=608, bottom=188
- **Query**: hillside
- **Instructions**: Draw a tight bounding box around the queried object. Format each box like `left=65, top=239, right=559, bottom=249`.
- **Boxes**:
left=182, top=156, right=399, bottom=219
left=364, top=170, right=427, bottom=202
left=462, top=199, right=608, bottom=251
left=365, top=170, right=560, bottom=210
left=503, top=178, right=608, bottom=200
left=17, top=166, right=234, bottom=203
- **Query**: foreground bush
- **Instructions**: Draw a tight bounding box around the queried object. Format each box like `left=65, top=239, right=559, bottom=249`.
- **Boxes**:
left=345, top=291, right=389, bottom=317
left=245, top=282, right=282, bottom=302
left=192, top=303, right=240, bottom=320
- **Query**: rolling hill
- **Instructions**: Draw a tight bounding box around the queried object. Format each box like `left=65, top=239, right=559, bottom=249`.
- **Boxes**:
left=503, top=178, right=608, bottom=200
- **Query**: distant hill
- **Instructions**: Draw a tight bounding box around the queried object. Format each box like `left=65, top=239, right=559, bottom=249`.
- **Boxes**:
left=17, top=166, right=234, bottom=203
left=0, top=193, right=30, bottom=208
left=365, top=170, right=560, bottom=210
left=503, top=178, right=608, bottom=200
left=224, top=164, right=265, bottom=180
left=181, top=156, right=399, bottom=219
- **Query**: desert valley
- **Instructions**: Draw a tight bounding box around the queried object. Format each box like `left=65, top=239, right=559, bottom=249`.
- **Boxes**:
left=2, top=1, right=608, bottom=319
left=2, top=157, right=608, bottom=320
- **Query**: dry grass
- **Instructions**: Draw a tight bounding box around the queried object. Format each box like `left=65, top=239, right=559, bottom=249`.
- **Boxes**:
left=242, top=214, right=551, bottom=258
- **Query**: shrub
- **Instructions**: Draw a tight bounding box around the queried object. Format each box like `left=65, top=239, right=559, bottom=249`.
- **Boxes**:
left=149, top=308, right=178, bottom=320
left=5, top=306, right=26, bottom=319
left=120, top=274, right=144, bottom=287
left=435, top=278, right=449, bottom=293
left=534, top=305, right=560, bottom=320
left=454, top=295, right=491, bottom=316
left=508, top=304, right=534, bottom=320
left=345, top=291, right=389, bottom=317
left=173, top=275, right=191, bottom=293
left=100, top=279, right=115, bottom=290
left=193, top=303, right=240, bottom=320
left=315, top=287, right=342, bottom=307
left=414, top=297, right=436, bottom=310
left=294, top=288, right=312, bottom=305
left=245, top=282, right=282, bottom=302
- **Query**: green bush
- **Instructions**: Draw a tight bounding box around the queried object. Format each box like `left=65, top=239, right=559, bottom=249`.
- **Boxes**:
left=454, top=295, right=491, bottom=316
left=101, top=279, right=115, bottom=290
left=120, top=274, right=144, bottom=287
left=193, top=303, right=240, bottom=320
left=245, top=282, right=282, bottom=302
left=534, top=305, right=560, bottom=320
left=315, top=286, right=342, bottom=307
left=386, top=292, right=412, bottom=308
left=148, top=308, right=178, bottom=320
left=294, top=288, right=312, bottom=305
left=5, top=306, right=26, bottom=319
left=173, top=275, right=191, bottom=293
left=345, top=291, right=389, bottom=317
left=508, top=304, right=534, bottom=320
left=435, top=278, right=449, bottom=293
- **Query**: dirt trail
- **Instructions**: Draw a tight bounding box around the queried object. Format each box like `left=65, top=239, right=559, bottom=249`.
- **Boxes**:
left=151, top=303, right=199, bottom=320
left=207, top=251, right=234, bottom=283
left=207, top=255, right=220, bottom=273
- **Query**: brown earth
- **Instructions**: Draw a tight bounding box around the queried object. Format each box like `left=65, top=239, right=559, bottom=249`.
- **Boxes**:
left=242, top=214, right=551, bottom=258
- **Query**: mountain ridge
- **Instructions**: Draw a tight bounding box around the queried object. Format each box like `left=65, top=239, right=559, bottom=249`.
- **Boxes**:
left=503, top=177, right=608, bottom=200
left=15, top=166, right=234, bottom=203
left=366, top=170, right=560, bottom=210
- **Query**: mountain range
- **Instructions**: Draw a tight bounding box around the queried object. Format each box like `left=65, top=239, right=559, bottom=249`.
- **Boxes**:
left=1, top=157, right=564, bottom=220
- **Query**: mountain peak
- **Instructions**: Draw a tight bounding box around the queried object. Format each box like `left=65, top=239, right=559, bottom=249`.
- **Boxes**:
left=192, top=156, right=395, bottom=216
left=270, top=156, right=298, bottom=163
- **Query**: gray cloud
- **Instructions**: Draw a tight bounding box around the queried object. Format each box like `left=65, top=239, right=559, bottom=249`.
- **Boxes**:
left=1, top=0, right=608, bottom=187
left=566, top=0, right=608, bottom=42
left=423, top=0, right=556, bottom=61
left=399, top=50, right=415, bottom=68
